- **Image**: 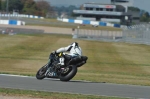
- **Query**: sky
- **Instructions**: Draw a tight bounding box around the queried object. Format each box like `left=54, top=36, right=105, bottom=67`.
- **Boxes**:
left=46, top=0, right=150, bottom=12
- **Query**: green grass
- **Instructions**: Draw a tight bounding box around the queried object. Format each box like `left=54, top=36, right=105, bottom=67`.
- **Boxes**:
left=0, top=33, right=150, bottom=86
left=0, top=88, right=130, bottom=99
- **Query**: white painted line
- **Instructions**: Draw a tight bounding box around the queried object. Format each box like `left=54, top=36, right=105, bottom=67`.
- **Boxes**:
left=0, top=74, right=34, bottom=78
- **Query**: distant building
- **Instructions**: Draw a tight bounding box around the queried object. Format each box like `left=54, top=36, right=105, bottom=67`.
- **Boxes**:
left=73, top=0, right=139, bottom=25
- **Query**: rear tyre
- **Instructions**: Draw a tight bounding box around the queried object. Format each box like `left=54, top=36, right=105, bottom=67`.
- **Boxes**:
left=36, top=65, right=47, bottom=80
left=59, top=65, right=77, bottom=81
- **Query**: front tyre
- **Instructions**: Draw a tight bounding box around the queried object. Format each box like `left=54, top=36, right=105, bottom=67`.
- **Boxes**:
left=59, top=65, right=77, bottom=81
left=36, top=65, right=47, bottom=80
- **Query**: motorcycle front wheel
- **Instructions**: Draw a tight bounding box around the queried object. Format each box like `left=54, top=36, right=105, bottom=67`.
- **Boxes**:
left=36, top=65, right=47, bottom=80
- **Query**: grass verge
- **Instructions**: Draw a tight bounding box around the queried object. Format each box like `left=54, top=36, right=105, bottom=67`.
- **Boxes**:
left=0, top=88, right=129, bottom=99
left=0, top=33, right=150, bottom=86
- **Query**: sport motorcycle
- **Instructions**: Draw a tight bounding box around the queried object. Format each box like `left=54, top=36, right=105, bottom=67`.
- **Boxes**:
left=36, top=52, right=88, bottom=81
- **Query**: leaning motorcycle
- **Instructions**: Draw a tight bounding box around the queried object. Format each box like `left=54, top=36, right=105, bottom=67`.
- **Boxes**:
left=36, top=52, right=88, bottom=81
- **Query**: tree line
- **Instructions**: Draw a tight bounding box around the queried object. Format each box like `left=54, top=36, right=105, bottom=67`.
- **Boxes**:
left=0, top=0, right=79, bottom=18
left=128, top=7, right=150, bottom=22
left=0, top=0, right=53, bottom=17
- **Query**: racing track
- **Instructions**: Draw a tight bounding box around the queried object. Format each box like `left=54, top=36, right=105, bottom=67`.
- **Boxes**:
left=0, top=74, right=150, bottom=99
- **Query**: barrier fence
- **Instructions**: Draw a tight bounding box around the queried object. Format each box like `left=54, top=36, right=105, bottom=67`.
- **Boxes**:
left=0, top=14, right=44, bottom=19
left=73, top=23, right=150, bottom=45
left=122, top=23, right=150, bottom=45
left=73, top=29, right=122, bottom=42
left=58, top=18, right=121, bottom=28
left=0, top=19, right=25, bottom=25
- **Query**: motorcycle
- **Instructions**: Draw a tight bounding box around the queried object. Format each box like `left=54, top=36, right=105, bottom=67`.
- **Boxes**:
left=36, top=52, right=88, bottom=81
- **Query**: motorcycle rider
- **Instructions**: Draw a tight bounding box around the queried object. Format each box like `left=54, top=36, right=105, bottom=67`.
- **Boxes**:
left=51, top=42, right=83, bottom=67
left=46, top=42, right=87, bottom=77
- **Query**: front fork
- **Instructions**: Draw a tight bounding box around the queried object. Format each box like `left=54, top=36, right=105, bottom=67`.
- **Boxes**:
left=44, top=59, right=58, bottom=77
left=44, top=59, right=51, bottom=76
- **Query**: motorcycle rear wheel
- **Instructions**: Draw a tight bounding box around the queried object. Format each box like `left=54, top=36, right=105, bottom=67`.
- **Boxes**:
left=59, top=65, right=77, bottom=81
left=36, top=65, right=47, bottom=80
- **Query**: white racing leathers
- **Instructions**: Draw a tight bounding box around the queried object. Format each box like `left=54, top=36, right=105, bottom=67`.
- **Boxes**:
left=55, top=43, right=82, bottom=56
left=55, top=42, right=82, bottom=65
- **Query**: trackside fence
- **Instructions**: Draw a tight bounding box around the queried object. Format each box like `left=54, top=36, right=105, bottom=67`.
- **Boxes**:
left=73, top=24, right=150, bottom=45
left=122, top=24, right=150, bottom=45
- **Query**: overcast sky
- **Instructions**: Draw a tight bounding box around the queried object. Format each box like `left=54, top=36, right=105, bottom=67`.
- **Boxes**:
left=47, top=0, right=150, bottom=12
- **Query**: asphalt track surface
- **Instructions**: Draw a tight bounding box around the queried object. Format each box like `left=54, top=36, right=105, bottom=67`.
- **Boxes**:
left=0, top=74, right=150, bottom=99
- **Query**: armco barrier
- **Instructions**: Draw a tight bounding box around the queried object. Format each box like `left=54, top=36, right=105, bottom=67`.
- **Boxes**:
left=99, top=22, right=107, bottom=26
left=0, top=20, right=25, bottom=25
left=83, top=20, right=90, bottom=24
left=0, top=14, right=44, bottom=19
left=68, top=19, right=74, bottom=23
left=114, top=24, right=120, bottom=28
left=9, top=20, right=17, bottom=25
left=57, top=18, right=121, bottom=28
